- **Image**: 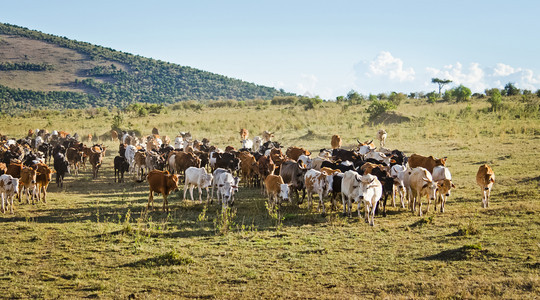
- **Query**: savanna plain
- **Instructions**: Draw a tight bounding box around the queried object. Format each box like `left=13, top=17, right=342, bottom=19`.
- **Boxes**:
left=0, top=99, right=539, bottom=299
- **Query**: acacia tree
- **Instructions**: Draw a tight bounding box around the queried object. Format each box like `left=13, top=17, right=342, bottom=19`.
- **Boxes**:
left=432, top=78, right=452, bottom=97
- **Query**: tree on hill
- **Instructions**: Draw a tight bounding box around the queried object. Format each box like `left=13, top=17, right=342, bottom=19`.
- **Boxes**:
left=504, top=82, right=520, bottom=96
left=432, top=78, right=452, bottom=97
left=453, top=85, right=472, bottom=102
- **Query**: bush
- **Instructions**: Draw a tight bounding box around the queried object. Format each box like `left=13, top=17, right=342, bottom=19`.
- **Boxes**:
left=366, top=100, right=396, bottom=121
left=453, top=85, right=472, bottom=102
left=487, top=89, right=502, bottom=112
left=426, top=91, right=438, bottom=104
left=388, top=92, right=406, bottom=106
left=271, top=96, right=297, bottom=105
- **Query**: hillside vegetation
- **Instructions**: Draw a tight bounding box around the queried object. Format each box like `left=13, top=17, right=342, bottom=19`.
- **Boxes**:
left=0, top=100, right=538, bottom=299
left=0, top=23, right=292, bottom=112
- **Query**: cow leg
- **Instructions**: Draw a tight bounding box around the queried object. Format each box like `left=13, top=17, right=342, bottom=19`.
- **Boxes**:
left=319, top=194, right=326, bottom=214
left=197, top=186, right=203, bottom=202
left=148, top=191, right=154, bottom=211
left=9, top=195, right=14, bottom=214
left=190, top=185, right=195, bottom=202
left=163, top=195, right=169, bottom=212
left=1, top=194, right=5, bottom=214
left=441, top=194, right=446, bottom=213
left=425, top=195, right=431, bottom=216
left=183, top=183, right=188, bottom=201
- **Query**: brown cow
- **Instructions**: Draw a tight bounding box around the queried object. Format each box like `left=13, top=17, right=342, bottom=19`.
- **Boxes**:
left=270, top=148, right=286, bottom=170
left=19, top=166, right=38, bottom=204
left=239, top=152, right=258, bottom=187
left=240, top=128, right=249, bottom=140
left=87, top=134, right=93, bottom=143
left=147, top=170, right=179, bottom=212
left=134, top=151, right=147, bottom=181
left=35, top=163, right=54, bottom=203
left=331, top=135, right=342, bottom=149
left=6, top=162, right=23, bottom=179
left=0, top=162, right=7, bottom=175
left=286, top=147, right=311, bottom=161
left=174, top=152, right=201, bottom=175
left=258, top=155, right=276, bottom=193
left=264, top=174, right=290, bottom=209
left=408, top=154, right=446, bottom=174
left=110, top=130, right=119, bottom=141
left=66, top=147, right=83, bottom=175
left=89, top=148, right=105, bottom=179
left=476, top=164, right=495, bottom=208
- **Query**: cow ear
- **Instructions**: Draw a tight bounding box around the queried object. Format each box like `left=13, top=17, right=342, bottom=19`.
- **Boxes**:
left=451, top=183, right=456, bottom=188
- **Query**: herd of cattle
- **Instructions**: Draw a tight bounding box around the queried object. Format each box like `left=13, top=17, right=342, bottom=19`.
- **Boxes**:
left=0, top=128, right=496, bottom=225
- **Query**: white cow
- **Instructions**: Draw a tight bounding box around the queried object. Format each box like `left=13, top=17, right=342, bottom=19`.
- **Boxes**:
left=174, top=136, right=184, bottom=150
left=297, top=154, right=313, bottom=169
left=341, top=170, right=364, bottom=217
left=359, top=174, right=383, bottom=226
left=377, top=129, right=387, bottom=148
left=311, top=157, right=331, bottom=171
left=241, top=139, right=253, bottom=150
left=253, top=136, right=262, bottom=152
left=390, top=164, right=407, bottom=208
left=409, top=167, right=438, bottom=216
left=364, top=149, right=392, bottom=165
left=0, top=174, right=19, bottom=214
left=184, top=167, right=213, bottom=202
left=432, top=165, right=455, bottom=213
left=304, top=169, right=333, bottom=214
left=216, top=171, right=241, bottom=210
left=124, top=145, right=137, bottom=174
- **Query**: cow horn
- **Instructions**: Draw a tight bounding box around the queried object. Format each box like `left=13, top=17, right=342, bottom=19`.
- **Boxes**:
left=422, top=177, right=431, bottom=182
left=356, top=139, right=361, bottom=144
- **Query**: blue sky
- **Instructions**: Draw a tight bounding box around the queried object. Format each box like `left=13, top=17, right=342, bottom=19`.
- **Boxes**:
left=1, top=1, right=539, bottom=99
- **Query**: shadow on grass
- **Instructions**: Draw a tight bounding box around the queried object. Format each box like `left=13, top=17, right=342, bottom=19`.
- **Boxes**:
left=420, top=244, right=500, bottom=261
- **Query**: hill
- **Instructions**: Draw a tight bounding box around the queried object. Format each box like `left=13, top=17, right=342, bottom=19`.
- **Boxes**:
left=0, top=23, right=292, bottom=112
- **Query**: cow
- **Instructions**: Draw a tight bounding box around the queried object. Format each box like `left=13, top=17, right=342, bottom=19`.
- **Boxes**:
left=146, top=170, right=179, bottom=212
left=257, top=155, right=276, bottom=193
left=66, top=147, right=83, bottom=176
left=110, top=129, right=119, bottom=141
left=0, top=174, right=19, bottom=214
left=359, top=174, right=383, bottom=225
left=89, top=148, right=105, bottom=179
left=174, top=151, right=201, bottom=176
left=114, top=156, right=130, bottom=183
left=146, top=151, right=165, bottom=172
left=215, top=171, right=240, bottom=209
left=35, top=163, right=54, bottom=203
left=297, top=154, right=312, bottom=169
left=476, top=164, right=495, bottom=208
left=329, top=172, right=344, bottom=210
left=238, top=152, right=258, bottom=187
left=340, top=170, right=363, bottom=217
left=269, top=148, right=286, bottom=171
left=134, top=151, right=147, bottom=181
left=320, top=160, right=356, bottom=174
left=262, top=131, right=274, bottom=143
left=286, top=147, right=310, bottom=161
left=264, top=174, right=290, bottom=210
left=332, top=148, right=360, bottom=162
left=311, top=157, right=331, bottom=171
left=304, top=169, right=333, bottom=214
left=174, top=135, right=184, bottom=150
left=390, top=164, right=407, bottom=209
left=240, top=128, right=249, bottom=140
left=432, top=166, right=455, bottom=213
left=331, top=135, right=342, bottom=149
left=364, top=149, right=393, bottom=166
left=320, top=167, right=340, bottom=175
left=253, top=136, right=262, bottom=152
left=408, top=154, right=446, bottom=174
left=240, top=139, right=253, bottom=151
left=377, top=129, right=387, bottom=148
left=214, top=152, right=239, bottom=174
left=19, top=166, right=38, bottom=204
left=53, top=152, right=69, bottom=188
left=183, top=167, right=213, bottom=202
left=6, top=162, right=23, bottom=179
left=279, top=160, right=308, bottom=204
left=356, top=140, right=376, bottom=156
left=409, top=167, right=438, bottom=216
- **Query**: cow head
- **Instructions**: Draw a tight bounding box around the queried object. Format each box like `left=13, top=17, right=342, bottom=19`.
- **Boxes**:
left=422, top=177, right=438, bottom=201
left=279, top=183, right=291, bottom=203
left=437, top=179, right=455, bottom=197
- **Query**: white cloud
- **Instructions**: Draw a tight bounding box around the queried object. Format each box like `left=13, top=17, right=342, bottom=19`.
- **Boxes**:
left=493, top=63, right=517, bottom=76
left=366, top=51, right=415, bottom=82
left=426, top=62, right=486, bottom=91
left=295, top=74, right=319, bottom=97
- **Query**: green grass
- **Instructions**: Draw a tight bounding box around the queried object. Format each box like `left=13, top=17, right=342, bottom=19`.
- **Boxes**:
left=0, top=100, right=539, bottom=298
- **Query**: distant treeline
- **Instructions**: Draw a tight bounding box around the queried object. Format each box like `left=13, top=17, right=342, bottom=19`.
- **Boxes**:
left=0, top=62, right=54, bottom=71
left=0, top=23, right=293, bottom=112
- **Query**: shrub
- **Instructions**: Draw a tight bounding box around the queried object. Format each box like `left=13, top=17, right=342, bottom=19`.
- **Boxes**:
left=426, top=91, right=438, bottom=104
left=487, top=89, right=502, bottom=112
left=366, top=100, right=396, bottom=121
left=453, top=85, right=472, bottom=102
left=388, top=92, right=406, bottom=106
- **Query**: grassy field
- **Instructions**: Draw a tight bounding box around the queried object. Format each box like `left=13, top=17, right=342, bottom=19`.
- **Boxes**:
left=0, top=99, right=539, bottom=299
